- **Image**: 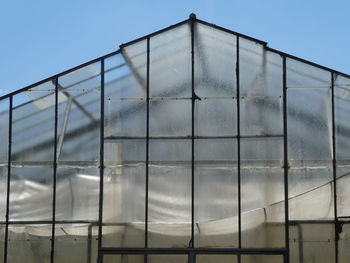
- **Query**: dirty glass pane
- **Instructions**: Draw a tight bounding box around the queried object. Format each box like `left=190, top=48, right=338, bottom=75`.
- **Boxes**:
left=194, top=22, right=236, bottom=97
left=0, top=98, right=9, bottom=222
left=241, top=137, right=285, bottom=248
left=103, top=255, right=144, bottom=263
left=241, top=255, right=283, bottom=263
left=289, top=223, right=335, bottom=263
left=195, top=139, right=238, bottom=247
left=148, top=139, right=191, bottom=248
left=196, top=255, right=237, bottom=263
left=150, top=23, right=191, bottom=98
left=335, top=75, right=350, bottom=217
left=195, top=99, right=237, bottom=137
left=55, top=167, right=99, bottom=221
left=7, top=224, right=51, bottom=263
left=148, top=255, right=188, bottom=263
left=0, top=224, right=5, bottom=260
left=287, top=58, right=331, bottom=89
left=57, top=62, right=101, bottom=162
left=54, top=224, right=98, bottom=263
left=287, top=87, right=333, bottom=219
left=150, top=99, right=191, bottom=137
left=240, top=40, right=282, bottom=97
left=103, top=139, right=145, bottom=248
left=339, top=220, right=350, bottom=263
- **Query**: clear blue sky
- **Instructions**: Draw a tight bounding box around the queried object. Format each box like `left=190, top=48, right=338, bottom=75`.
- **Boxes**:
left=1, top=0, right=350, bottom=96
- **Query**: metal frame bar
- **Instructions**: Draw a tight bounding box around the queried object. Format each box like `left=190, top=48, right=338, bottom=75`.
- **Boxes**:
left=50, top=77, right=59, bottom=263
left=190, top=14, right=195, bottom=249
left=283, top=55, right=290, bottom=263
left=97, top=59, right=105, bottom=263
left=3, top=96, right=12, bottom=263
left=236, top=36, right=242, bottom=263
left=145, top=36, right=150, bottom=259
left=331, top=72, right=339, bottom=263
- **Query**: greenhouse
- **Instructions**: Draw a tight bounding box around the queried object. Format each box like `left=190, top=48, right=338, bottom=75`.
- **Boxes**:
left=0, top=14, right=349, bottom=263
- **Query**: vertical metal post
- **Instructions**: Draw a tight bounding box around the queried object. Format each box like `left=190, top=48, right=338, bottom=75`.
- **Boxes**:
left=4, top=95, right=12, bottom=263
left=98, top=59, right=105, bottom=263
left=190, top=15, right=195, bottom=248
left=282, top=56, right=290, bottom=263
left=331, top=72, right=339, bottom=263
left=51, top=77, right=59, bottom=263
left=236, top=36, right=242, bottom=263
left=145, top=37, right=150, bottom=262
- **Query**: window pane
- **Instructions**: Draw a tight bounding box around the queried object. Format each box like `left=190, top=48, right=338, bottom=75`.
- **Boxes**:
left=0, top=98, right=9, bottom=222
left=7, top=224, right=51, bottom=263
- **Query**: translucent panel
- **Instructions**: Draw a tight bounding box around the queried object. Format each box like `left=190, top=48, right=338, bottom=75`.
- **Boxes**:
left=194, top=23, right=236, bottom=97
left=7, top=224, right=51, bottom=263
left=195, top=139, right=238, bottom=247
left=0, top=224, right=5, bottom=261
left=150, top=100, right=191, bottom=137
left=241, top=255, right=283, bottom=263
left=288, top=87, right=333, bottom=220
left=287, top=58, right=331, bottom=89
left=241, top=137, right=284, bottom=248
left=57, top=63, right=101, bottom=162
left=148, top=139, right=191, bottom=247
left=335, top=75, right=350, bottom=217
left=289, top=223, right=335, bottom=263
left=103, top=255, right=144, bottom=263
left=105, top=46, right=146, bottom=99
left=240, top=40, right=282, bottom=97
left=103, top=140, right=145, bottom=248
left=12, top=82, right=55, bottom=163
left=195, top=99, right=237, bottom=137
left=196, top=255, right=237, bottom=263
left=104, top=99, right=146, bottom=137
left=0, top=98, right=9, bottom=162
left=54, top=224, right=98, bottom=263
left=0, top=99, right=8, bottom=222
left=55, top=167, right=99, bottom=221
left=241, top=97, right=282, bottom=136
left=148, top=255, right=188, bottom=263
left=339, top=222, right=350, bottom=263
left=9, top=167, right=52, bottom=221
left=150, top=23, right=191, bottom=98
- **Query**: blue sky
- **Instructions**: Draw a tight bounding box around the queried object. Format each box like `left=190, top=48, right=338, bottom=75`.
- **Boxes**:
left=1, top=0, right=350, bottom=96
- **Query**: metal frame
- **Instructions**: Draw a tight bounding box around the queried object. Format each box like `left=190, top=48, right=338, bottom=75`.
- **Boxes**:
left=1, top=14, right=349, bottom=263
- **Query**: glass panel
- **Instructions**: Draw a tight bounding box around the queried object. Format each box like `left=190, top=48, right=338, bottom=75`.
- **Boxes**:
left=195, top=139, right=238, bottom=247
left=195, top=99, right=237, bottom=137
left=7, top=224, right=51, bottom=263
left=289, top=223, right=335, bottom=263
left=0, top=98, right=9, bottom=222
left=335, top=75, right=350, bottom=217
left=57, top=62, right=101, bottom=162
left=0, top=224, right=5, bottom=261
left=9, top=167, right=52, bottom=221
left=149, top=100, right=191, bottom=137
left=339, top=221, right=350, bottom=263
left=103, top=255, right=144, bottom=263
left=287, top=87, right=333, bottom=220
left=12, top=82, right=55, bottom=163
left=240, top=41, right=282, bottom=97
left=196, top=255, right=237, bottom=263
left=55, top=167, right=99, bottom=221
left=241, top=97, right=282, bottom=136
left=241, top=255, right=283, bottom=263
left=241, top=137, right=285, bottom=248
left=150, top=23, right=191, bottom=98
left=148, top=255, right=188, bottom=263
left=194, top=22, right=236, bottom=97
left=148, top=139, right=191, bottom=248
left=103, top=140, right=145, bottom=248
left=54, top=223, right=98, bottom=263
left=287, top=58, right=331, bottom=89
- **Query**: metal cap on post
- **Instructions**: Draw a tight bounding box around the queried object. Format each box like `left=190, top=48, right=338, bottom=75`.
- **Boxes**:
left=189, top=13, right=196, bottom=20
